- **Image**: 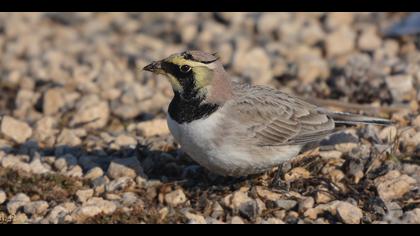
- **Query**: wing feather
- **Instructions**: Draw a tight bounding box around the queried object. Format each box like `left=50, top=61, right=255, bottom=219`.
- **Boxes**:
left=230, top=84, right=335, bottom=146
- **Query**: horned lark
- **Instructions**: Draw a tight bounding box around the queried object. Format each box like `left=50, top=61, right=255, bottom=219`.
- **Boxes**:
left=143, top=50, right=392, bottom=177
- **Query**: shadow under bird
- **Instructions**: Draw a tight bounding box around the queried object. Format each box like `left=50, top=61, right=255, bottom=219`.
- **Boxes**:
left=143, top=50, right=393, bottom=177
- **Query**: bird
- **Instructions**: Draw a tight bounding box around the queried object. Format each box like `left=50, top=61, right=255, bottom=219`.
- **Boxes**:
left=143, top=50, right=393, bottom=177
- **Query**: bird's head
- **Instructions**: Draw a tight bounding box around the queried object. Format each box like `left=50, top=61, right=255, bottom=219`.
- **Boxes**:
left=143, top=50, right=232, bottom=103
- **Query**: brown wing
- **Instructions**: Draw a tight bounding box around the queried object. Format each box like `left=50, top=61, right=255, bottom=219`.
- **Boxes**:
left=230, top=85, right=335, bottom=146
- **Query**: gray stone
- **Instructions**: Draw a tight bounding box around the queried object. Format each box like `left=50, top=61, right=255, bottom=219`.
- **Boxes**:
left=105, top=177, right=134, bottom=192
left=107, top=157, right=144, bottom=179
left=54, top=154, right=78, bottom=171
left=43, top=88, right=66, bottom=115
left=76, top=189, right=94, bottom=203
left=183, top=211, right=206, bottom=224
left=325, top=26, right=356, bottom=57
left=84, top=166, right=104, bottom=180
left=1, top=155, right=31, bottom=172
left=358, top=27, right=382, bottom=51
left=64, top=165, right=83, bottom=178
left=44, top=205, right=71, bottom=224
left=70, top=95, right=110, bottom=130
left=23, top=201, right=49, bottom=216
left=56, top=129, right=82, bottom=146
left=385, top=75, right=414, bottom=102
left=7, top=193, right=30, bottom=214
left=121, top=192, right=138, bottom=206
left=275, top=200, right=298, bottom=210
left=374, top=170, right=417, bottom=202
left=29, top=158, right=51, bottom=174
left=0, top=116, right=32, bottom=144
left=230, top=216, right=245, bottom=224
left=233, top=47, right=272, bottom=85
left=299, top=197, right=315, bottom=212
left=402, top=208, right=420, bottom=224
left=165, top=189, right=187, bottom=207
left=113, top=135, right=137, bottom=148
left=336, top=202, right=363, bottom=224
left=0, top=190, right=6, bottom=204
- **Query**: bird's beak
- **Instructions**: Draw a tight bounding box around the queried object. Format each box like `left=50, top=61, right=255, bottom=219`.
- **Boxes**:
left=143, top=60, right=164, bottom=74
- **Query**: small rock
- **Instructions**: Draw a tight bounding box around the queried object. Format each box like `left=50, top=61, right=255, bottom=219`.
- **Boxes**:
left=358, top=28, right=382, bottom=51
left=223, top=188, right=253, bottom=211
left=105, top=177, right=134, bottom=192
left=1, top=155, right=31, bottom=172
left=135, top=175, right=147, bottom=188
left=76, top=189, right=94, bottom=203
left=275, top=200, right=297, bottom=210
left=23, top=201, right=49, bottom=216
left=412, top=115, right=420, bottom=128
left=335, top=142, right=358, bottom=153
left=136, top=119, right=170, bottom=137
left=72, top=206, right=103, bottom=222
left=34, top=116, right=58, bottom=146
left=326, top=12, right=354, bottom=29
left=45, top=205, right=71, bottom=224
left=54, top=154, right=78, bottom=172
left=72, top=197, right=117, bottom=222
left=299, top=197, right=315, bottom=212
left=107, top=157, right=144, bottom=179
left=211, top=201, right=224, bottom=219
left=319, top=150, right=342, bottom=160
left=13, top=213, right=28, bottom=224
left=29, top=158, right=50, bottom=174
left=230, top=216, right=245, bottom=224
left=379, top=126, right=398, bottom=143
left=184, top=211, right=206, bottom=224
left=113, top=134, right=137, bottom=148
left=84, top=167, right=104, bottom=180
left=385, top=202, right=403, bottom=221
left=233, top=47, right=272, bottom=85
left=0, top=190, right=6, bottom=204
left=336, top=202, right=363, bottom=224
left=105, top=193, right=121, bottom=201
left=0, top=116, right=32, bottom=144
left=70, top=95, right=110, bottom=130
left=315, top=191, right=334, bottom=204
left=402, top=208, right=420, bottom=224
left=92, top=176, right=108, bottom=194
left=255, top=186, right=282, bottom=201
left=56, top=129, right=82, bottom=146
left=325, top=26, right=356, bottom=57
left=262, top=218, right=285, bottom=224
left=165, top=189, right=187, bottom=207
left=385, top=75, right=414, bottom=103
left=374, top=170, right=417, bottom=202
left=284, top=167, right=311, bottom=182
left=297, top=56, right=329, bottom=84
left=257, top=13, right=288, bottom=35
left=64, top=165, right=83, bottom=178
left=304, top=201, right=340, bottom=220
left=7, top=193, right=30, bottom=214
left=239, top=200, right=259, bottom=220
left=121, top=192, right=138, bottom=206
left=86, top=197, right=117, bottom=214
left=43, top=88, right=66, bottom=115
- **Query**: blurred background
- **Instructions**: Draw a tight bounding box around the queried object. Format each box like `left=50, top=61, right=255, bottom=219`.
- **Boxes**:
left=0, top=13, right=418, bottom=125
left=0, top=13, right=419, bottom=224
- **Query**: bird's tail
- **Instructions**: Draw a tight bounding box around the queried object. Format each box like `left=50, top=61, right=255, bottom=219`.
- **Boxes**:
left=325, top=111, right=394, bottom=126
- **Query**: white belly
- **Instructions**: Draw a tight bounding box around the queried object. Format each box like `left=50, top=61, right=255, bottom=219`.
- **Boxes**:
left=167, top=113, right=302, bottom=176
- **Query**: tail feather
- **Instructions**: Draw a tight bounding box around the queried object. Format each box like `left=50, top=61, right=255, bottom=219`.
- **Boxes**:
left=326, top=111, right=394, bottom=126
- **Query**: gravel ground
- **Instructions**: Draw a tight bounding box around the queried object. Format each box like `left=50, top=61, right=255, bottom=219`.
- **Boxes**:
left=0, top=12, right=419, bottom=224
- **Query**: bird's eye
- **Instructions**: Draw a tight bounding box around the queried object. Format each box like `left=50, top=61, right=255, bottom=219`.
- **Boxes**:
left=180, top=65, right=191, bottom=73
